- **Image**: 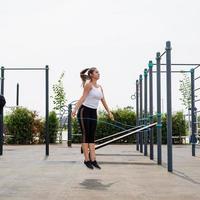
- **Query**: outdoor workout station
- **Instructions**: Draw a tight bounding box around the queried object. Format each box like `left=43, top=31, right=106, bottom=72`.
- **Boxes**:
left=0, top=66, right=50, bottom=156
left=0, top=41, right=200, bottom=174
left=67, top=41, right=200, bottom=173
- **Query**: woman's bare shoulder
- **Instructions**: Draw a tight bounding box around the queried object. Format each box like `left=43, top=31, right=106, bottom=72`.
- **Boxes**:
left=84, top=82, right=93, bottom=89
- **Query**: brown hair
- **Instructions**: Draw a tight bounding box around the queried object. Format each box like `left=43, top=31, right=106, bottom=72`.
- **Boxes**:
left=80, top=67, right=97, bottom=87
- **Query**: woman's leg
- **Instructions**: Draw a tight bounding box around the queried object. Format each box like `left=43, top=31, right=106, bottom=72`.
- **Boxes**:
left=88, top=109, right=97, bottom=161
left=82, top=143, right=90, bottom=161
left=77, top=106, right=90, bottom=161
left=88, top=143, right=96, bottom=161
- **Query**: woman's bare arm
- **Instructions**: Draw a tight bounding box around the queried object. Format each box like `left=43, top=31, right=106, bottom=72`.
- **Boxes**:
left=71, top=83, right=92, bottom=117
left=100, top=87, right=114, bottom=120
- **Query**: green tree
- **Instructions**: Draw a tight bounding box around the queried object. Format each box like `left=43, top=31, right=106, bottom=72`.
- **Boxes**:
left=179, top=73, right=191, bottom=135
left=179, top=73, right=191, bottom=110
left=51, top=72, right=67, bottom=143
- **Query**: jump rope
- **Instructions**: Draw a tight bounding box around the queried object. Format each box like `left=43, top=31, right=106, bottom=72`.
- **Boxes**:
left=74, top=117, right=136, bottom=131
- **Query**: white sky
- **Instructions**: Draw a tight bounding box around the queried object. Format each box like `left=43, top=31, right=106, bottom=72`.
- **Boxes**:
left=0, top=0, right=200, bottom=117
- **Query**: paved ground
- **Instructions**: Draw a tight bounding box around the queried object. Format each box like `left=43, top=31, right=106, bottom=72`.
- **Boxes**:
left=1, top=144, right=200, bottom=200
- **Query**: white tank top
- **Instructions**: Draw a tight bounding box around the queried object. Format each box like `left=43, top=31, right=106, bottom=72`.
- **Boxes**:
left=83, top=85, right=104, bottom=109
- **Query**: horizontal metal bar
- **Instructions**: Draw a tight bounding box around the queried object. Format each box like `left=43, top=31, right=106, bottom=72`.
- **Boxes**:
left=194, top=88, right=200, bottom=92
left=4, top=68, right=47, bottom=71
left=195, top=76, right=200, bottom=81
left=195, top=110, right=200, bottom=113
left=95, top=122, right=157, bottom=150
left=195, top=99, right=200, bottom=102
left=153, top=63, right=200, bottom=66
left=152, top=70, right=191, bottom=73
left=5, top=105, right=21, bottom=109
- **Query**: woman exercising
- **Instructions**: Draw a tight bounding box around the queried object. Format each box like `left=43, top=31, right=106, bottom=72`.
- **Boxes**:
left=72, top=67, right=114, bottom=169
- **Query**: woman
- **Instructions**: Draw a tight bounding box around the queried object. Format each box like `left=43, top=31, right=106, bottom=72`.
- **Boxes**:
left=71, top=67, right=114, bottom=170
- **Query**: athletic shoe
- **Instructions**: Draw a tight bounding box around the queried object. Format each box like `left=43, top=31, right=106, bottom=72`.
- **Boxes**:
left=91, top=160, right=101, bottom=169
left=84, top=160, right=94, bottom=169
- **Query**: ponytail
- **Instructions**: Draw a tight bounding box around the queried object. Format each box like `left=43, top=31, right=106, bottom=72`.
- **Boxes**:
left=80, top=67, right=97, bottom=87
left=80, top=68, right=90, bottom=87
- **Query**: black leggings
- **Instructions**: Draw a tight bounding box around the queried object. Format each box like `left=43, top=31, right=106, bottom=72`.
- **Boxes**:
left=77, top=105, right=97, bottom=143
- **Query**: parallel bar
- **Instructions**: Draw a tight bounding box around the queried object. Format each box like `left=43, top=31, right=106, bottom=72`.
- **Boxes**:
left=95, top=123, right=157, bottom=150
left=152, top=71, right=191, bottom=73
left=191, top=68, right=196, bottom=156
left=96, top=125, right=143, bottom=143
left=16, top=83, right=19, bottom=106
left=152, top=64, right=200, bottom=66
left=45, top=65, right=49, bottom=156
left=0, top=67, right=5, bottom=156
left=148, top=61, right=154, bottom=160
left=4, top=68, right=46, bottom=71
left=144, top=68, right=148, bottom=156
left=156, top=52, right=162, bottom=165
left=67, top=104, right=72, bottom=147
left=195, top=99, right=200, bottom=102
left=136, top=80, right=140, bottom=151
left=139, top=75, right=143, bottom=153
left=166, top=41, right=173, bottom=172
left=194, top=110, right=200, bottom=113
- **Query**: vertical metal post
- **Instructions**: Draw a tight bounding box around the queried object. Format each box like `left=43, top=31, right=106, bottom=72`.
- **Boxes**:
left=68, top=103, right=72, bottom=147
left=139, top=74, right=143, bottom=153
left=16, top=83, right=19, bottom=106
left=0, top=67, right=5, bottom=155
left=191, top=68, right=196, bottom=156
left=166, top=41, right=173, bottom=172
left=156, top=53, right=162, bottom=165
left=45, top=65, right=49, bottom=156
left=1, top=67, right=4, bottom=96
left=136, top=80, right=139, bottom=151
left=148, top=61, right=154, bottom=160
left=144, top=69, right=148, bottom=156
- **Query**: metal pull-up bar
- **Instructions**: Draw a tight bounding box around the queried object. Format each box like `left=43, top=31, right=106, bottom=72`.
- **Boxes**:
left=0, top=66, right=49, bottom=157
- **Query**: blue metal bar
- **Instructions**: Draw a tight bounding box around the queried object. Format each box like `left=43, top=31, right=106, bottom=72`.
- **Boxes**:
left=156, top=52, right=162, bottom=165
left=148, top=60, right=154, bottom=160
left=166, top=41, right=173, bottom=172
left=152, top=70, right=191, bottom=73
left=153, top=64, right=200, bottom=66
left=191, top=68, right=196, bottom=156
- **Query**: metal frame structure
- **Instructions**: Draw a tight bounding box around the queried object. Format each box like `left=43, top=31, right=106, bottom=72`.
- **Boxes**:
left=0, top=66, right=49, bottom=156
left=135, top=41, right=200, bottom=172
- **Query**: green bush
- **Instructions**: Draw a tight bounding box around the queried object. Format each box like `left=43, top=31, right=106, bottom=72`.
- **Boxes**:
left=49, top=111, right=59, bottom=143
left=5, top=108, right=35, bottom=144
left=72, top=107, right=187, bottom=145
left=40, top=111, right=59, bottom=144
left=4, top=108, right=59, bottom=144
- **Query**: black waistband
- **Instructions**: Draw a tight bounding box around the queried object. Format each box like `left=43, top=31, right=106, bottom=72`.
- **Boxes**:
left=80, top=104, right=97, bottom=111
